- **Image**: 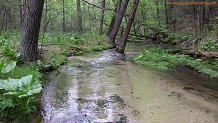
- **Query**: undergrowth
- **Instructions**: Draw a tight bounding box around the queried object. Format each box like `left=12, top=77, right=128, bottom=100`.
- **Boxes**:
left=134, top=46, right=218, bottom=78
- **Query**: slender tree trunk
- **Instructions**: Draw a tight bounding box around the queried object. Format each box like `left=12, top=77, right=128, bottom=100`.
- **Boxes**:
left=200, top=5, right=205, bottom=35
left=88, top=5, right=92, bottom=31
left=116, top=0, right=122, bottom=14
left=133, top=20, right=137, bottom=35
left=77, top=0, right=83, bottom=33
left=156, top=0, right=161, bottom=27
left=1, top=7, right=6, bottom=33
left=20, top=0, right=44, bottom=61
left=117, top=0, right=140, bottom=53
left=164, top=0, right=168, bottom=25
left=109, top=0, right=130, bottom=46
left=99, top=0, right=105, bottom=35
left=141, top=3, right=146, bottom=35
left=106, top=1, right=121, bottom=36
left=20, top=0, right=25, bottom=25
left=63, top=0, right=66, bottom=32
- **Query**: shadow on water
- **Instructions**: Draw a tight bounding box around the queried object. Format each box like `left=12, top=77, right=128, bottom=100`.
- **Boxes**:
left=167, top=65, right=218, bottom=91
left=42, top=42, right=218, bottom=123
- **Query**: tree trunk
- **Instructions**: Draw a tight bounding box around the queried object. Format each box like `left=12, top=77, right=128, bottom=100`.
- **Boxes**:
left=20, top=0, right=44, bottom=62
left=140, top=2, right=146, bottom=35
left=109, top=0, right=130, bottom=46
left=99, top=0, right=105, bottom=35
left=63, top=0, right=66, bottom=32
left=88, top=5, right=92, bottom=31
left=1, top=6, right=6, bottom=33
left=77, top=0, right=83, bottom=33
left=156, top=0, right=161, bottom=27
left=117, top=0, right=139, bottom=53
left=19, top=0, right=25, bottom=25
left=164, top=0, right=168, bottom=25
left=106, top=0, right=122, bottom=37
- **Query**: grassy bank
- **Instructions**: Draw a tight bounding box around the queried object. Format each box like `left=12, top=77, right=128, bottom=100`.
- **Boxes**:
left=134, top=47, right=218, bottom=78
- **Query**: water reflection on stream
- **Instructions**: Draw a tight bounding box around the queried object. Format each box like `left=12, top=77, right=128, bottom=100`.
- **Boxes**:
left=42, top=43, right=218, bottom=123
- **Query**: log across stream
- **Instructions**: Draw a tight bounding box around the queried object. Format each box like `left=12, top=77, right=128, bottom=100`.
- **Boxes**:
left=41, top=43, right=218, bottom=123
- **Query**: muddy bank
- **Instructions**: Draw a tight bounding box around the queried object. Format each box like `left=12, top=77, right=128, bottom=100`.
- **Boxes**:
left=41, top=49, right=218, bottom=123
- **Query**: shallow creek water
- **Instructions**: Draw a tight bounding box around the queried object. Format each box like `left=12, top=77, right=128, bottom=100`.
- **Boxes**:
left=42, top=43, right=218, bottom=123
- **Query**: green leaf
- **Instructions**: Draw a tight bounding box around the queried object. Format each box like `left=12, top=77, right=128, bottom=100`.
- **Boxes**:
left=0, top=78, right=19, bottom=91
left=18, top=75, right=34, bottom=90
left=0, top=75, right=42, bottom=98
left=17, top=75, right=42, bottom=97
left=4, top=91, right=26, bottom=97
left=1, top=61, right=16, bottom=74
left=0, top=98, right=14, bottom=109
left=26, top=83, right=42, bottom=96
left=26, top=106, right=36, bottom=113
left=0, top=62, right=4, bottom=72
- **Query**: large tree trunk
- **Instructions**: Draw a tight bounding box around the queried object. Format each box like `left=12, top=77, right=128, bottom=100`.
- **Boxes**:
left=99, top=0, right=105, bottom=35
left=77, top=0, right=83, bottom=33
left=109, top=0, right=130, bottom=46
left=20, top=0, right=44, bottom=62
left=117, top=0, right=140, bottom=53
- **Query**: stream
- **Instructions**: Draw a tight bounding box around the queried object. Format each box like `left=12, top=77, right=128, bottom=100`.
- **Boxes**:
left=41, top=43, right=218, bottom=123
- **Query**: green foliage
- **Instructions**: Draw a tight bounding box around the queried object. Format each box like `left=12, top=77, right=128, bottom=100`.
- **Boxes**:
left=0, top=75, right=42, bottom=122
left=71, top=35, right=85, bottom=45
left=51, top=53, right=66, bottom=67
left=134, top=47, right=218, bottom=78
left=166, top=33, right=193, bottom=41
left=39, top=32, right=106, bottom=46
left=201, top=40, right=218, bottom=51
left=0, top=60, right=42, bottom=122
left=1, top=61, right=16, bottom=74
left=2, top=46, right=15, bottom=58
left=0, top=33, right=22, bottom=63
left=7, top=65, right=42, bottom=79
left=0, top=33, right=19, bottom=49
left=87, top=44, right=113, bottom=52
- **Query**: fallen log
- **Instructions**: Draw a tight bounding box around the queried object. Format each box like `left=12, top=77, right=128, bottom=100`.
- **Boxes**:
left=182, top=50, right=218, bottom=58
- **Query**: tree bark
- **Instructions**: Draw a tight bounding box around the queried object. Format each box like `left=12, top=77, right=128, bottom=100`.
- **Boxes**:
left=63, top=0, right=66, bottom=32
left=106, top=0, right=121, bottom=37
left=77, top=0, right=83, bottom=33
left=19, top=0, right=25, bottom=25
left=109, top=0, right=130, bottom=46
left=20, top=0, right=44, bottom=62
left=1, top=6, right=6, bottom=33
left=117, top=0, right=140, bottom=53
left=164, top=0, right=168, bottom=25
left=156, top=0, right=161, bottom=27
left=99, top=0, right=105, bottom=35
